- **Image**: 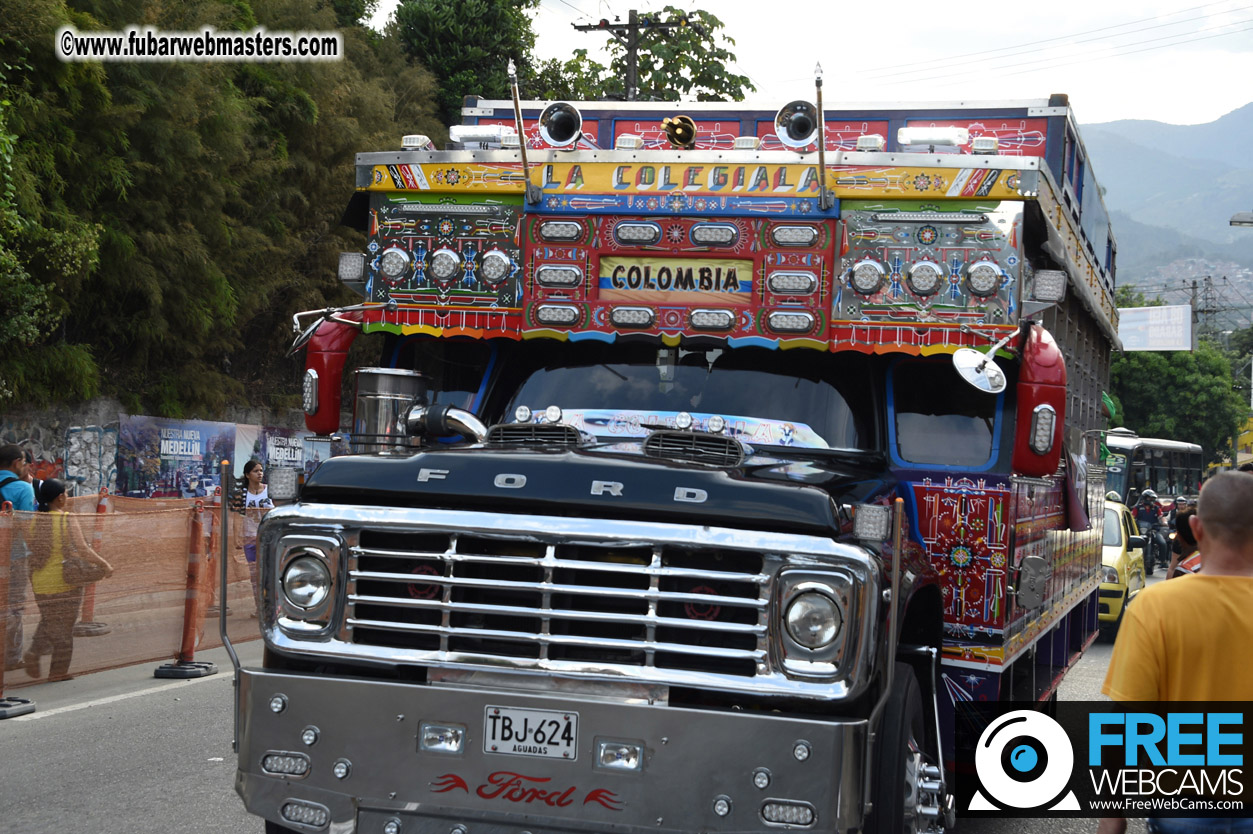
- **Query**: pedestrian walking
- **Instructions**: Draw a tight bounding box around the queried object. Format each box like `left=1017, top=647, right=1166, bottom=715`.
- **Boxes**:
left=23, top=479, right=113, bottom=681
left=1098, top=470, right=1253, bottom=834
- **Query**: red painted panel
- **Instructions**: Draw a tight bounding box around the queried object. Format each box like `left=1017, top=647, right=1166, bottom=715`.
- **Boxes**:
left=304, top=314, right=361, bottom=435
left=755, top=120, right=890, bottom=152
left=479, top=118, right=602, bottom=149
left=902, top=118, right=1048, bottom=157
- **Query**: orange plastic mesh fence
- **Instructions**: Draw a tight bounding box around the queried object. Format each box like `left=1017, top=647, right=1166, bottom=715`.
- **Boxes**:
left=2, top=497, right=259, bottom=690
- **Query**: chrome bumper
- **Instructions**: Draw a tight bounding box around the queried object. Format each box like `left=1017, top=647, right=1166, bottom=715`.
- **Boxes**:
left=237, top=668, right=868, bottom=834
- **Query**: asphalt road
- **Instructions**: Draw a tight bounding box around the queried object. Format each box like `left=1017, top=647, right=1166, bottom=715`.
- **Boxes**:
left=0, top=576, right=1165, bottom=834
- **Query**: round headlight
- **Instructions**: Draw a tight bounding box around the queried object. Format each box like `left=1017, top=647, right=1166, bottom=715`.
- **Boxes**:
left=907, top=261, right=942, bottom=296
left=379, top=248, right=410, bottom=280
left=283, top=555, right=331, bottom=609
left=850, top=259, right=885, bottom=295
left=1101, top=565, right=1120, bottom=584
left=479, top=250, right=511, bottom=285
left=785, top=591, right=842, bottom=649
left=429, top=248, right=461, bottom=281
left=966, top=262, right=1002, bottom=297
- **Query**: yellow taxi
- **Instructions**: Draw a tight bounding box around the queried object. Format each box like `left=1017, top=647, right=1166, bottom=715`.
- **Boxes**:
left=1100, top=500, right=1148, bottom=638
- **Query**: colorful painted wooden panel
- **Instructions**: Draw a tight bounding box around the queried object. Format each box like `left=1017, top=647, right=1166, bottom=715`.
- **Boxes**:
left=364, top=163, right=526, bottom=192
left=609, top=118, right=744, bottom=150
left=478, top=117, right=603, bottom=149
left=520, top=214, right=835, bottom=348
left=911, top=477, right=1012, bottom=654
left=753, top=119, right=891, bottom=151
left=902, top=118, right=1049, bottom=157
left=366, top=194, right=524, bottom=324
left=837, top=200, right=1023, bottom=328
left=829, top=166, right=1032, bottom=200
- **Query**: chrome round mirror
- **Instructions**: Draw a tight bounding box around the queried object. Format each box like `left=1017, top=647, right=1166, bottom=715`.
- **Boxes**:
left=952, top=347, right=1007, bottom=394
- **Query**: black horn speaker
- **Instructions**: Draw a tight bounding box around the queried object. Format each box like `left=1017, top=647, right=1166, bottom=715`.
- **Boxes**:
left=774, top=100, right=819, bottom=148
left=539, top=102, right=583, bottom=147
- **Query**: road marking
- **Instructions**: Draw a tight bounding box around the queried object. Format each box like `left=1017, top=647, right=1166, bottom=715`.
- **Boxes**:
left=10, top=672, right=228, bottom=721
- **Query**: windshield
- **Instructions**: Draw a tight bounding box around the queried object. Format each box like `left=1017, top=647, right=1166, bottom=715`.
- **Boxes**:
left=502, top=344, right=875, bottom=451
left=1103, top=507, right=1123, bottom=547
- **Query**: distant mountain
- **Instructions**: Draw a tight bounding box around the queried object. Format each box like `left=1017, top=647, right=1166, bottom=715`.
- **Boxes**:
left=1076, top=104, right=1253, bottom=287
left=1087, top=103, right=1253, bottom=171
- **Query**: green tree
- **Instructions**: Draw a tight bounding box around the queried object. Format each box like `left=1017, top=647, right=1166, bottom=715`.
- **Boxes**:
left=1111, top=341, right=1248, bottom=464
left=598, top=7, right=754, bottom=102
left=0, top=0, right=442, bottom=415
left=528, top=49, right=608, bottom=101
left=395, top=0, right=539, bottom=126
left=1114, top=285, right=1165, bottom=308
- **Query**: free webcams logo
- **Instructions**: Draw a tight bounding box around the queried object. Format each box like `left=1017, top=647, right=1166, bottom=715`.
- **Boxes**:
left=969, top=709, right=1081, bottom=811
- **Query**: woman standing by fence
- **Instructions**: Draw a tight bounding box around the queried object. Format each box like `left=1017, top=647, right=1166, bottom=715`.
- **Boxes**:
left=24, top=479, right=113, bottom=681
left=238, top=460, right=273, bottom=608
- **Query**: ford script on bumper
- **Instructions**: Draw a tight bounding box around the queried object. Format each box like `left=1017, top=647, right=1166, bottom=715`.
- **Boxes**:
left=485, top=705, right=579, bottom=760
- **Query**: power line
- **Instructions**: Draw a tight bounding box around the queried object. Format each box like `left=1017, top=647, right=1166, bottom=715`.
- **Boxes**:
left=873, top=3, right=1253, bottom=80
left=873, top=1, right=1252, bottom=75
left=875, top=18, right=1253, bottom=87
left=771, top=1, right=1253, bottom=87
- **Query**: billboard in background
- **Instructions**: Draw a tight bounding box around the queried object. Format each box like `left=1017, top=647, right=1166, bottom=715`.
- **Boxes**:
left=116, top=415, right=237, bottom=498
left=1117, top=305, right=1192, bottom=351
left=260, top=426, right=311, bottom=471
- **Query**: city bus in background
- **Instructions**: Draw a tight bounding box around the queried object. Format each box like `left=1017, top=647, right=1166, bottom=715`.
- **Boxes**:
left=1104, top=427, right=1203, bottom=501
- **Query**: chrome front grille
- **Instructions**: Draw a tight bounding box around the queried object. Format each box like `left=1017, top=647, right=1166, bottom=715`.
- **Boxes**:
left=643, top=430, right=746, bottom=466
left=348, top=529, right=769, bottom=677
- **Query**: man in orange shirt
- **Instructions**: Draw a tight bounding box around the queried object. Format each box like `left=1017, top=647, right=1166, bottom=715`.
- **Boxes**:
left=1098, top=470, right=1253, bottom=834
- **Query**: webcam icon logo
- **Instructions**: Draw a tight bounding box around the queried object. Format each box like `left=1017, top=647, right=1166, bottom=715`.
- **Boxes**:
left=969, top=709, right=1080, bottom=811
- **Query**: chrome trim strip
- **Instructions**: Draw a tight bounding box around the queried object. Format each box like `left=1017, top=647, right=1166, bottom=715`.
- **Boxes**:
left=349, top=595, right=767, bottom=631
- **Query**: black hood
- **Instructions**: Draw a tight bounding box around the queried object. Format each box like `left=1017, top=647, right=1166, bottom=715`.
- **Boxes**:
left=301, top=444, right=892, bottom=537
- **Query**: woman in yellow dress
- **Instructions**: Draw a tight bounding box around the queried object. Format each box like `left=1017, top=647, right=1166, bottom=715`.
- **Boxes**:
left=24, top=479, right=113, bottom=681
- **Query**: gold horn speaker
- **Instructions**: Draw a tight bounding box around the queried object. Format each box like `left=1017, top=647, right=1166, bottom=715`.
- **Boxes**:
left=538, top=102, right=583, bottom=147
left=774, top=100, right=819, bottom=148
left=662, top=115, right=698, bottom=149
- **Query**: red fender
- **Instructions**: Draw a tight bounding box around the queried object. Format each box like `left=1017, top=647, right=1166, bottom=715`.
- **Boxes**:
left=304, top=313, right=362, bottom=435
left=1012, top=324, right=1067, bottom=477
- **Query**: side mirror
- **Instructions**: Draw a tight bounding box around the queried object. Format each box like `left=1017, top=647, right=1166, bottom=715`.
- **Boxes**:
left=1128, top=535, right=1147, bottom=551
left=952, top=347, right=1007, bottom=394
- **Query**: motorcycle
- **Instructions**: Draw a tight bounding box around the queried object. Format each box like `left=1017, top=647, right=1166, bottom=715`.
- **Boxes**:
left=1136, top=510, right=1168, bottom=575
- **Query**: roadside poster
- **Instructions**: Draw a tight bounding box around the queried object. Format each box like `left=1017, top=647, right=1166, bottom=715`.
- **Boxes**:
left=116, top=414, right=236, bottom=498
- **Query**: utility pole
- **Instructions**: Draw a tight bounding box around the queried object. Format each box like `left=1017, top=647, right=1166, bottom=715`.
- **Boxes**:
left=1191, top=279, right=1199, bottom=351
left=572, top=10, right=697, bottom=101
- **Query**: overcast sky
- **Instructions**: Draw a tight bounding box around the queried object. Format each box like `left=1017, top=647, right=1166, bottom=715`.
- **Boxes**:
left=369, top=0, right=1253, bottom=126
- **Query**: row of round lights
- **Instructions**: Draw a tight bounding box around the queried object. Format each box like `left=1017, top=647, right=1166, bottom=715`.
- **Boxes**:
left=377, top=246, right=512, bottom=286
left=535, top=303, right=815, bottom=335
left=539, top=219, right=824, bottom=249
left=848, top=257, right=1003, bottom=298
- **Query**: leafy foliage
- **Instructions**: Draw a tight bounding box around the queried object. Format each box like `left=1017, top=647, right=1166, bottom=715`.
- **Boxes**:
left=533, top=7, right=755, bottom=102
left=0, top=0, right=441, bottom=415
left=394, top=0, right=539, bottom=125
left=1110, top=288, right=1248, bottom=463
left=600, top=6, right=754, bottom=102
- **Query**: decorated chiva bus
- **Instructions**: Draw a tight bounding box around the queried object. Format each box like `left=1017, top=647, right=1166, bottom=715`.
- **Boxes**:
left=230, top=73, right=1119, bottom=833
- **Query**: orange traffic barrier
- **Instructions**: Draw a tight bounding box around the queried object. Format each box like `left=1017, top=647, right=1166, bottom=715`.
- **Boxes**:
left=0, top=497, right=257, bottom=691
left=0, top=501, right=35, bottom=718
left=155, top=500, right=216, bottom=678
left=73, top=489, right=112, bottom=637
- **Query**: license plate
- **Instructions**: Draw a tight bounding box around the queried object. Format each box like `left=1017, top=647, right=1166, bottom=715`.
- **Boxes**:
left=484, top=705, right=578, bottom=760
